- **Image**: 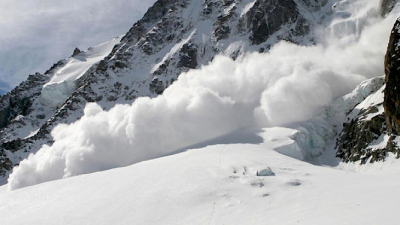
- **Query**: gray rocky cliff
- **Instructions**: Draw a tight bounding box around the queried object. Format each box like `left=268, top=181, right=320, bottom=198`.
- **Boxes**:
left=336, top=12, right=400, bottom=164
left=384, top=17, right=400, bottom=135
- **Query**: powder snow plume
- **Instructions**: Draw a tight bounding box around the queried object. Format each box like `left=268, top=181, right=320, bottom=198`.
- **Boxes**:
left=7, top=0, right=399, bottom=190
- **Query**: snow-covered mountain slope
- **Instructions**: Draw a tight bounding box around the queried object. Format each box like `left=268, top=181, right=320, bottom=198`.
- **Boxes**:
left=0, top=37, right=121, bottom=178
left=336, top=84, right=391, bottom=163
left=3, top=0, right=400, bottom=189
left=0, top=0, right=392, bottom=179
left=0, top=0, right=336, bottom=178
left=2, top=131, right=400, bottom=225
left=41, top=37, right=122, bottom=108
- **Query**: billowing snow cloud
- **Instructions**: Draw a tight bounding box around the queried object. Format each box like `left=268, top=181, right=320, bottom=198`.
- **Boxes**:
left=0, top=0, right=156, bottom=93
left=7, top=0, right=399, bottom=190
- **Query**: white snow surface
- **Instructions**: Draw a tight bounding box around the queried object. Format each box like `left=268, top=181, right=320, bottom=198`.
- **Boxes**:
left=240, top=0, right=256, bottom=17
left=2, top=130, right=400, bottom=224
left=348, top=85, right=385, bottom=121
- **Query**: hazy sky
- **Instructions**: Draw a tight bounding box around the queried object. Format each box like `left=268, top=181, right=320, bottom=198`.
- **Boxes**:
left=0, top=0, right=156, bottom=94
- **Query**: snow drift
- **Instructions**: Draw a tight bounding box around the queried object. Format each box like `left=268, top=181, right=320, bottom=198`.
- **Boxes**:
left=7, top=0, right=399, bottom=190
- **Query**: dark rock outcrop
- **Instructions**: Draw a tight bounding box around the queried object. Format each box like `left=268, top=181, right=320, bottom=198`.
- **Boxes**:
left=333, top=75, right=393, bottom=164
left=149, top=77, right=165, bottom=94
left=336, top=107, right=391, bottom=163
left=72, top=48, right=81, bottom=57
left=177, top=43, right=198, bottom=69
left=0, top=73, right=48, bottom=129
left=0, top=73, right=50, bottom=176
left=384, top=17, right=400, bottom=135
left=247, top=0, right=308, bottom=45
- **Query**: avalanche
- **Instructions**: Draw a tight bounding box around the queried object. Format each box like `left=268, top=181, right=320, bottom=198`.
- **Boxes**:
left=2, top=0, right=400, bottom=224
left=7, top=0, right=399, bottom=191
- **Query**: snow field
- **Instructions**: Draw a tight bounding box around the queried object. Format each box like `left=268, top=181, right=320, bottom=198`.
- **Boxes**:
left=2, top=137, right=400, bottom=225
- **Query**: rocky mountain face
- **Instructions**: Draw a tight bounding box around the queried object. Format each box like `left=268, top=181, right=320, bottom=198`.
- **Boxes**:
left=336, top=2, right=400, bottom=164
left=384, top=17, right=400, bottom=135
left=335, top=82, right=392, bottom=164
left=0, top=63, right=65, bottom=176
left=0, top=0, right=332, bottom=178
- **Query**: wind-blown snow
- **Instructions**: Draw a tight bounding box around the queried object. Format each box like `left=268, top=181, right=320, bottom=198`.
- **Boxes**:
left=7, top=0, right=400, bottom=190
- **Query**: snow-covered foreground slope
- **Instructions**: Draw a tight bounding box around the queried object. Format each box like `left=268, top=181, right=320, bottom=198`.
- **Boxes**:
left=1, top=129, right=400, bottom=225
